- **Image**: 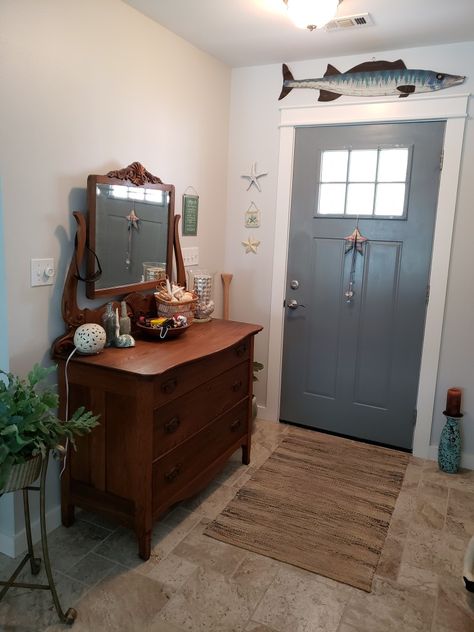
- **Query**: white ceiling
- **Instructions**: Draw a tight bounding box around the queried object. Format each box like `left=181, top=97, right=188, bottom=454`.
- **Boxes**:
left=123, top=0, right=474, bottom=68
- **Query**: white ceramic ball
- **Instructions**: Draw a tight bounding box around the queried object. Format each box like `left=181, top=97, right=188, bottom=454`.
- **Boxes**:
left=73, top=324, right=106, bottom=355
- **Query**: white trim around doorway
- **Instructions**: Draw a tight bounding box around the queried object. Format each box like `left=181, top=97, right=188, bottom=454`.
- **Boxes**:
left=267, top=93, right=469, bottom=458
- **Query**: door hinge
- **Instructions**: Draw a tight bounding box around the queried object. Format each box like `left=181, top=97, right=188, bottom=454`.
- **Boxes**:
left=439, top=150, right=444, bottom=171
left=413, top=409, right=418, bottom=426
left=426, top=284, right=430, bottom=305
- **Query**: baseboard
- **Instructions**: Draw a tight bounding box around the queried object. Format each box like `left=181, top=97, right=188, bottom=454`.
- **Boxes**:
left=428, top=445, right=474, bottom=470
left=0, top=504, right=62, bottom=559
left=256, top=404, right=275, bottom=422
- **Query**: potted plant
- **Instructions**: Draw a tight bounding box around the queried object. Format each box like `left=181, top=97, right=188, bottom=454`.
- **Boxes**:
left=0, top=364, right=98, bottom=493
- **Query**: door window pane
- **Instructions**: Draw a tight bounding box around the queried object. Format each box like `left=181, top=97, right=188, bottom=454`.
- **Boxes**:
left=317, top=147, right=409, bottom=217
left=375, top=183, right=406, bottom=216
left=346, top=184, right=375, bottom=215
left=318, top=184, right=346, bottom=215
left=321, top=151, right=348, bottom=182
left=378, top=148, right=409, bottom=181
left=348, top=150, right=377, bottom=182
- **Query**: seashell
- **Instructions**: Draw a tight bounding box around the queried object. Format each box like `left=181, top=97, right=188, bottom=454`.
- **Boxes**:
left=113, top=334, right=135, bottom=348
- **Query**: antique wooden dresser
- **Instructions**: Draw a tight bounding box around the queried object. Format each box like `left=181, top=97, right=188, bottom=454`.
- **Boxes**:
left=57, top=318, right=262, bottom=559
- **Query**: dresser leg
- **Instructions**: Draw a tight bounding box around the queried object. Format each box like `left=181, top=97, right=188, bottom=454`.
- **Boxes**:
left=241, top=443, right=250, bottom=465
left=61, top=503, right=75, bottom=527
left=138, top=531, right=152, bottom=561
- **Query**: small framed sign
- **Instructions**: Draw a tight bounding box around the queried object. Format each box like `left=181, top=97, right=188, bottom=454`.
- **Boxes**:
left=182, top=193, right=199, bottom=236
left=245, top=202, right=261, bottom=228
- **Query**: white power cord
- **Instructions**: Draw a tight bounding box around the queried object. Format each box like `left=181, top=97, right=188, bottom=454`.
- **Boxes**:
left=59, top=347, right=77, bottom=477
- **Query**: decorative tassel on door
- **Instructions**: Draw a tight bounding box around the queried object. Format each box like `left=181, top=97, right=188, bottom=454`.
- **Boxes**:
left=343, top=224, right=368, bottom=304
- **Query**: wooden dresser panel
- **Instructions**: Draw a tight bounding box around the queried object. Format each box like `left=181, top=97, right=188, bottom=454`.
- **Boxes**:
left=152, top=399, right=248, bottom=513
left=153, top=340, right=250, bottom=407
left=153, top=361, right=249, bottom=459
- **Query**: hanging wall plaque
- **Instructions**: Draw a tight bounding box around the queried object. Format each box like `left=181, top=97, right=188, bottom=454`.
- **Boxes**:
left=245, top=202, right=261, bottom=228
left=182, top=192, right=199, bottom=236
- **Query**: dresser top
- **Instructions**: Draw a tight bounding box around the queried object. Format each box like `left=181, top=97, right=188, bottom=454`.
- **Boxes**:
left=66, top=318, right=262, bottom=377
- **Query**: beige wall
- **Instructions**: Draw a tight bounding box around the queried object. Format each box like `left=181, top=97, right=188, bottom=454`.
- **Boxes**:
left=0, top=0, right=231, bottom=554
left=225, top=42, right=474, bottom=458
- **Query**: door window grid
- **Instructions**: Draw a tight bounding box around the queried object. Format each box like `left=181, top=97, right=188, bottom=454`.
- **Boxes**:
left=317, top=147, right=410, bottom=218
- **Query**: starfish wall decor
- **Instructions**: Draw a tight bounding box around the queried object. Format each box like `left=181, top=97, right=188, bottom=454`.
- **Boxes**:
left=242, top=236, right=260, bottom=254
left=241, top=162, right=268, bottom=192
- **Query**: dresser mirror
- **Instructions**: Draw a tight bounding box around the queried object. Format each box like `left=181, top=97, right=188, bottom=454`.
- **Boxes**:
left=86, top=162, right=175, bottom=298
left=52, top=162, right=186, bottom=357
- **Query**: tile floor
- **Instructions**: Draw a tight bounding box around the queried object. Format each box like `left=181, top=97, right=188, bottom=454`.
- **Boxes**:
left=1, top=419, right=474, bottom=631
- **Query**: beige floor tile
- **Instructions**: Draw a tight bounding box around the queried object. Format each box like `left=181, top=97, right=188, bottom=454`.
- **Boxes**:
left=232, top=551, right=281, bottom=593
left=432, top=574, right=474, bottom=632
left=396, top=564, right=438, bottom=595
left=402, top=525, right=443, bottom=573
left=445, top=487, right=474, bottom=538
left=252, top=565, right=353, bottom=632
left=172, top=521, right=246, bottom=576
left=401, top=463, right=423, bottom=492
left=338, top=576, right=435, bottom=632
left=375, top=536, right=404, bottom=581
left=155, top=566, right=263, bottom=632
left=136, top=552, right=198, bottom=591
left=179, top=481, right=237, bottom=519
left=45, top=569, right=171, bottom=632
left=413, top=481, right=448, bottom=531
left=422, top=461, right=474, bottom=492
left=246, top=624, right=279, bottom=632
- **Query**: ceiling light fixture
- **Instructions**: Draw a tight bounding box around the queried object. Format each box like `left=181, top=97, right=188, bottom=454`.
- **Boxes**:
left=283, top=0, right=342, bottom=31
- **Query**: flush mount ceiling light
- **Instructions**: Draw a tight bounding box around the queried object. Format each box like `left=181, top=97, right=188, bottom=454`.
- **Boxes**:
left=283, top=0, right=342, bottom=31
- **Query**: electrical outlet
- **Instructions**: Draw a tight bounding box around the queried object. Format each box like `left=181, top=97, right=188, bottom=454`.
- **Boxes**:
left=182, top=247, right=199, bottom=267
left=31, top=258, right=55, bottom=287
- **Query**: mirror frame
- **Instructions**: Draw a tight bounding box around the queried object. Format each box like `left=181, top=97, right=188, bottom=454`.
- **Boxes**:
left=86, top=162, right=175, bottom=299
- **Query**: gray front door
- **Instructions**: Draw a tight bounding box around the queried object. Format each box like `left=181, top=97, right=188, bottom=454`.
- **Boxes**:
left=280, top=121, right=445, bottom=450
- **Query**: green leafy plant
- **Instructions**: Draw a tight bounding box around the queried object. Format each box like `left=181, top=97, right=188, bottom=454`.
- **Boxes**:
left=0, top=364, right=99, bottom=489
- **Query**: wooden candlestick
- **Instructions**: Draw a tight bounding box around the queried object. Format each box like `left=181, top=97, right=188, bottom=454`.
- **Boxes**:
left=445, top=387, right=462, bottom=417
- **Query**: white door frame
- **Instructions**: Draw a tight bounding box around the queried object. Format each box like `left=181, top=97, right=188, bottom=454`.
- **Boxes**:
left=267, top=93, right=469, bottom=458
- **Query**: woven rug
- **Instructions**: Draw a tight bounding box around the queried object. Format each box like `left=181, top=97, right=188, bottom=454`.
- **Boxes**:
left=205, top=427, right=409, bottom=592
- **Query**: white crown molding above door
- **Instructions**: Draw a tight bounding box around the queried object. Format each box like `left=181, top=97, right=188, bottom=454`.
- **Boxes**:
left=267, top=93, right=469, bottom=458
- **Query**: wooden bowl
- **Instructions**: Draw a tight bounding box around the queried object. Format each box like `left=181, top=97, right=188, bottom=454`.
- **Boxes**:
left=135, top=322, right=190, bottom=340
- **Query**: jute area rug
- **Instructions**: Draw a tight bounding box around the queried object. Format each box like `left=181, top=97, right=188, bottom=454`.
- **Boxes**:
left=205, top=427, right=409, bottom=592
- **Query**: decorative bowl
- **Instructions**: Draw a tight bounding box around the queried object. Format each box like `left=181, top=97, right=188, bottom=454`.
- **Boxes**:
left=136, top=322, right=190, bottom=340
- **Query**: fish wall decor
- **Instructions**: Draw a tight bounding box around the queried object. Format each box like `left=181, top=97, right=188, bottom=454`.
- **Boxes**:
left=278, top=60, right=465, bottom=101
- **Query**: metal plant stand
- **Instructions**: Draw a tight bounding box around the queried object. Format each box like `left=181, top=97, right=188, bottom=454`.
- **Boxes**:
left=0, top=453, right=77, bottom=625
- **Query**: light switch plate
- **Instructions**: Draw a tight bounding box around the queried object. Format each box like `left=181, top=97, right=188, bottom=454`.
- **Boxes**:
left=31, top=258, right=55, bottom=287
left=182, top=247, right=199, bottom=267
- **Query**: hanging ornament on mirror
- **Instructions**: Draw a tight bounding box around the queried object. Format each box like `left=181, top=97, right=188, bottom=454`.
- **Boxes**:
left=125, top=209, right=140, bottom=270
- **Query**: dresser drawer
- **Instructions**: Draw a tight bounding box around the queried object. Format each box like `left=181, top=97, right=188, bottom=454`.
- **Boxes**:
left=153, top=340, right=250, bottom=407
left=153, top=361, right=249, bottom=459
left=152, top=400, right=248, bottom=511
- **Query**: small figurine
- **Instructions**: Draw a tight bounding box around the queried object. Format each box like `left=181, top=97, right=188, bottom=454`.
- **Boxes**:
left=112, top=306, right=135, bottom=348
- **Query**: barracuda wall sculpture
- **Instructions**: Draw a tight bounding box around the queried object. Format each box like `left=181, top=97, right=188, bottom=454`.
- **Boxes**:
left=278, top=59, right=465, bottom=101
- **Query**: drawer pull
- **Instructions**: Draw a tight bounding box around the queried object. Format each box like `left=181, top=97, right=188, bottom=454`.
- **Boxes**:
left=164, top=416, right=180, bottom=434
left=230, top=418, right=242, bottom=432
left=161, top=377, right=177, bottom=395
left=235, top=343, right=247, bottom=357
left=165, top=464, right=181, bottom=483
left=232, top=380, right=243, bottom=392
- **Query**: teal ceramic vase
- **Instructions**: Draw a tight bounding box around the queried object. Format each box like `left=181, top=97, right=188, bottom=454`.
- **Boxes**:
left=438, top=415, right=462, bottom=474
